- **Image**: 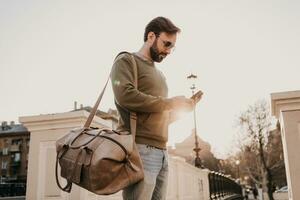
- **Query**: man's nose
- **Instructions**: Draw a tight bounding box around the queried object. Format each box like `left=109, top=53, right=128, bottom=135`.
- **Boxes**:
left=165, top=48, right=171, bottom=54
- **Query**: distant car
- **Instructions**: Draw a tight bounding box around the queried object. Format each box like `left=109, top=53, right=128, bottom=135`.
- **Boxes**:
left=275, top=186, right=288, bottom=193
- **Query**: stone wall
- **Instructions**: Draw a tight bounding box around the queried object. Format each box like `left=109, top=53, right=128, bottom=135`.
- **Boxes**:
left=20, top=110, right=210, bottom=200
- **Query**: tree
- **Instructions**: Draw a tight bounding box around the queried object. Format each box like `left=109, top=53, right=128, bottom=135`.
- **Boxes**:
left=237, top=100, right=277, bottom=200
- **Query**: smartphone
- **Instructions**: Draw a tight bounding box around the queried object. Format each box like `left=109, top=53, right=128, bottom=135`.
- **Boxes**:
left=190, top=90, right=203, bottom=100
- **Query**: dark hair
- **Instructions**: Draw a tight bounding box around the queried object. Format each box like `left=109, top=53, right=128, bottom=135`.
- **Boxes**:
left=144, top=17, right=181, bottom=42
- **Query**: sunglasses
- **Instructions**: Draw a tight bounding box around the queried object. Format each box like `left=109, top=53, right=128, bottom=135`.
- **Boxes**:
left=155, top=35, right=175, bottom=50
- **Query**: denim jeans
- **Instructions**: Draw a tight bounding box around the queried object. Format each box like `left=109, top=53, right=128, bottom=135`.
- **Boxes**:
left=122, top=144, right=169, bottom=200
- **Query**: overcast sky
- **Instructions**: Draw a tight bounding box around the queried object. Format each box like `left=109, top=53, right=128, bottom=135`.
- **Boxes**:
left=1, top=0, right=299, bottom=158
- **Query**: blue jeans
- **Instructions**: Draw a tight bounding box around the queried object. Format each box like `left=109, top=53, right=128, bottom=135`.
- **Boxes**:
left=122, top=144, right=169, bottom=200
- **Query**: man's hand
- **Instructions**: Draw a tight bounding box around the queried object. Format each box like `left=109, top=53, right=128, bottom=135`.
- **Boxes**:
left=169, top=96, right=195, bottom=112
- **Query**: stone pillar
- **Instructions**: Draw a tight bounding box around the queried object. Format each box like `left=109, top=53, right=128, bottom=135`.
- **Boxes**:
left=19, top=110, right=112, bottom=200
left=271, top=90, right=300, bottom=200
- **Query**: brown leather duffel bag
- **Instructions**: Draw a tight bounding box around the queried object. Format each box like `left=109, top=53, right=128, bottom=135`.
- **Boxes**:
left=55, top=53, right=144, bottom=195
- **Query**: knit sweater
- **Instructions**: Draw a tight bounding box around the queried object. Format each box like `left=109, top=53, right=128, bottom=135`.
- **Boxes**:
left=111, top=53, right=173, bottom=149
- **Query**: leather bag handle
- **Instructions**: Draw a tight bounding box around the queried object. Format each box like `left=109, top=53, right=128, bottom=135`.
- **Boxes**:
left=55, top=146, right=89, bottom=192
left=68, top=128, right=108, bottom=149
left=55, top=145, right=72, bottom=192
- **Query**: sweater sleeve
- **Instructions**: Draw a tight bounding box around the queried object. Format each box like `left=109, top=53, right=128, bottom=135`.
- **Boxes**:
left=111, top=54, right=172, bottom=113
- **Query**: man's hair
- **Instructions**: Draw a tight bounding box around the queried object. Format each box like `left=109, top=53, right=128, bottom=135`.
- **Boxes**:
left=144, top=17, right=181, bottom=42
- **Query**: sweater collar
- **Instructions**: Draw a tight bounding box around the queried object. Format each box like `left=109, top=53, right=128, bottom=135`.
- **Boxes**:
left=133, top=52, right=155, bottom=66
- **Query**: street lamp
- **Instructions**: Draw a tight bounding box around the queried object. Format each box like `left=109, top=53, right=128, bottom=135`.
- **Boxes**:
left=235, top=160, right=240, bottom=180
left=187, top=73, right=202, bottom=168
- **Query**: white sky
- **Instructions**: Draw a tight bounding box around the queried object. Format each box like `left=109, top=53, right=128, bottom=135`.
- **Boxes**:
left=1, top=0, right=299, bottom=158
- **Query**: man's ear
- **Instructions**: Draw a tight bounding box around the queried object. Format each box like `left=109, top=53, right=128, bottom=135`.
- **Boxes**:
left=147, top=32, right=156, bottom=43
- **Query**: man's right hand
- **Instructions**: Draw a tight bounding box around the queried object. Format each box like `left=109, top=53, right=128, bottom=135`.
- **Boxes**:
left=169, top=96, right=195, bottom=112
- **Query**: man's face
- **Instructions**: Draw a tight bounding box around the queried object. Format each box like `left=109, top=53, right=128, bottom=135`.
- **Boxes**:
left=150, top=32, right=177, bottom=63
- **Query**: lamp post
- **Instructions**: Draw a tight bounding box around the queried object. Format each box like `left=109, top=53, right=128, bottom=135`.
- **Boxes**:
left=235, top=160, right=240, bottom=180
left=187, top=73, right=202, bottom=168
left=244, top=176, right=249, bottom=185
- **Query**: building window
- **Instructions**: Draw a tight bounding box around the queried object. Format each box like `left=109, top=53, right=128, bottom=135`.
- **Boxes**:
left=2, top=148, right=8, bottom=155
left=12, top=139, right=22, bottom=145
left=1, top=161, right=8, bottom=169
left=14, top=153, right=21, bottom=162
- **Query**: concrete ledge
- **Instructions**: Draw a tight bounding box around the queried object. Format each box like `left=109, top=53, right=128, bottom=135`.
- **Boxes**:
left=19, top=110, right=112, bottom=131
left=271, top=90, right=300, bottom=117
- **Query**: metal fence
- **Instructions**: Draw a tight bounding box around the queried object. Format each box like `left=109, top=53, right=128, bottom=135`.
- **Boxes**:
left=209, top=171, right=242, bottom=200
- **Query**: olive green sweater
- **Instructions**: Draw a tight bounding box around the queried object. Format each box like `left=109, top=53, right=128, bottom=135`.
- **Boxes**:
left=111, top=53, right=173, bottom=149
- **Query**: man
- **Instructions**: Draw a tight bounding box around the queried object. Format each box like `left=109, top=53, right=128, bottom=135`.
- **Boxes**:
left=252, top=187, right=258, bottom=200
left=111, top=17, right=201, bottom=200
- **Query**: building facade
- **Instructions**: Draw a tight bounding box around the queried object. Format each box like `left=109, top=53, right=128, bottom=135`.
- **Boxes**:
left=0, top=121, right=30, bottom=184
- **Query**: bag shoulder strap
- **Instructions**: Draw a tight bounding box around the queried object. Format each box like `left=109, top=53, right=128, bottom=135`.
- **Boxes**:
left=83, top=52, right=138, bottom=137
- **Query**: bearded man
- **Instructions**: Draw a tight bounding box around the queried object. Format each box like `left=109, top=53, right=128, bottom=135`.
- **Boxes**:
left=111, top=16, right=199, bottom=200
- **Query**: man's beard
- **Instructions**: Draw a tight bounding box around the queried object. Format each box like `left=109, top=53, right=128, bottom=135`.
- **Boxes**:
left=150, top=40, right=167, bottom=63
